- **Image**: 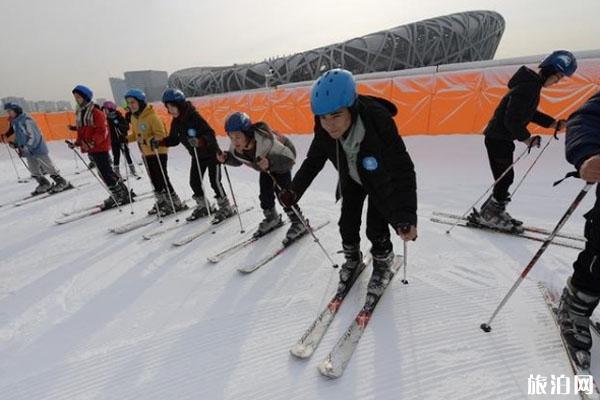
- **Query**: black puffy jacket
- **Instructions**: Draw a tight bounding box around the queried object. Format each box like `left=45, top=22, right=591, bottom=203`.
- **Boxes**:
left=106, top=110, right=129, bottom=143
left=484, top=66, right=555, bottom=142
left=163, top=101, right=219, bottom=160
left=291, top=95, right=417, bottom=227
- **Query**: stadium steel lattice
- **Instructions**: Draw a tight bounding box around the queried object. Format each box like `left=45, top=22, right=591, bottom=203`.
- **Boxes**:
left=169, top=10, right=505, bottom=97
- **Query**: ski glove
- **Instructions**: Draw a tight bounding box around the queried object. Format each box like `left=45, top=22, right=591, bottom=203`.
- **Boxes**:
left=278, top=189, right=298, bottom=208
left=150, top=138, right=161, bottom=151
left=527, top=135, right=541, bottom=153
left=188, top=136, right=207, bottom=150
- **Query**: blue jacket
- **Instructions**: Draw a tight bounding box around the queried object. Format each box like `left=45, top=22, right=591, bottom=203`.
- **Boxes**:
left=566, top=90, right=600, bottom=170
left=9, top=113, right=48, bottom=156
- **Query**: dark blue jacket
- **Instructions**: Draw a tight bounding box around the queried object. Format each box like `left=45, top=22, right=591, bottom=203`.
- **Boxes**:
left=566, top=90, right=600, bottom=170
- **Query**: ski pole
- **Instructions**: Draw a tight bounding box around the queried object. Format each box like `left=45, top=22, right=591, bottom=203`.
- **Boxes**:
left=191, top=145, right=212, bottom=217
left=267, top=171, right=339, bottom=269
left=152, top=146, right=179, bottom=222
left=120, top=144, right=135, bottom=215
left=4, top=141, right=27, bottom=183
left=65, top=140, right=122, bottom=212
left=401, top=241, right=409, bottom=285
left=481, top=182, right=594, bottom=333
left=222, top=164, right=245, bottom=234
left=510, top=128, right=559, bottom=199
left=446, top=146, right=529, bottom=234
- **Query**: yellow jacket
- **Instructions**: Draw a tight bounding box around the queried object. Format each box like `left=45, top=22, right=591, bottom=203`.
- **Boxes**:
left=128, top=105, right=168, bottom=156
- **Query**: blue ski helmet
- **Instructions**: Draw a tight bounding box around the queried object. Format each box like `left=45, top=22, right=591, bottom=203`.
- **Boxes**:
left=162, top=88, right=186, bottom=104
left=539, top=50, right=577, bottom=77
left=310, top=68, right=357, bottom=116
left=124, top=88, right=147, bottom=102
left=225, top=112, right=252, bottom=133
left=3, top=102, right=22, bottom=114
left=72, top=85, right=93, bottom=102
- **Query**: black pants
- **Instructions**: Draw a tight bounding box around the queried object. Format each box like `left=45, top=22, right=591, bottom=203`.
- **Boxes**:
left=112, top=140, right=134, bottom=167
left=485, top=137, right=515, bottom=203
left=89, top=151, right=118, bottom=187
left=190, top=155, right=226, bottom=200
left=259, top=171, right=291, bottom=210
left=144, top=154, right=174, bottom=193
left=339, top=178, right=393, bottom=257
left=571, top=189, right=600, bottom=295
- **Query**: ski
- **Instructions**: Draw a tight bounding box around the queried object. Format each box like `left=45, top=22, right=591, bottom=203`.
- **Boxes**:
left=109, top=200, right=191, bottom=234
left=290, top=254, right=372, bottom=359
left=433, top=211, right=585, bottom=242
left=318, top=255, right=402, bottom=379
left=430, top=217, right=584, bottom=251
left=61, top=190, right=154, bottom=217
left=12, top=182, right=90, bottom=207
left=55, top=206, right=107, bottom=225
left=237, top=220, right=330, bottom=273
left=540, top=285, right=600, bottom=399
left=171, top=206, right=255, bottom=247
left=207, top=220, right=288, bottom=263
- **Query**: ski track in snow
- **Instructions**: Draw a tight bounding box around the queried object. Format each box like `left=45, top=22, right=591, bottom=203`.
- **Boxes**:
left=0, top=135, right=594, bottom=399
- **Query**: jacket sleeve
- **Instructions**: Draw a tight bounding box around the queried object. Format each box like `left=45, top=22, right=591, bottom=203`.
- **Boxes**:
left=566, top=121, right=600, bottom=170
left=290, top=132, right=329, bottom=199
left=503, top=83, right=539, bottom=141
left=531, top=111, right=555, bottom=128
left=368, top=109, right=418, bottom=228
left=163, top=123, right=182, bottom=147
left=22, top=119, right=38, bottom=147
left=91, top=108, right=108, bottom=145
left=150, top=113, right=168, bottom=141
left=192, top=112, right=220, bottom=154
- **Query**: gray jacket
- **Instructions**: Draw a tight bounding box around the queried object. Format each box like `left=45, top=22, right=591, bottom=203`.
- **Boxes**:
left=225, top=122, right=296, bottom=174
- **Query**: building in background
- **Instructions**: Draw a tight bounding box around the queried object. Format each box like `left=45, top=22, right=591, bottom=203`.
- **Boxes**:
left=109, top=77, right=128, bottom=105
left=169, top=10, right=505, bottom=96
left=124, top=70, right=168, bottom=103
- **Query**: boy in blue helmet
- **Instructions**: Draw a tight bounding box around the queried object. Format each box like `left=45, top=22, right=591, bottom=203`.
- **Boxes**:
left=160, top=88, right=234, bottom=222
left=2, top=102, right=71, bottom=195
left=469, top=50, right=578, bottom=232
left=280, top=68, right=417, bottom=294
left=217, top=112, right=307, bottom=242
left=558, top=89, right=600, bottom=369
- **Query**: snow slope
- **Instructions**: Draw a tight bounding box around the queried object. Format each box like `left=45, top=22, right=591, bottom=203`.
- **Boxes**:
left=0, top=134, right=595, bottom=399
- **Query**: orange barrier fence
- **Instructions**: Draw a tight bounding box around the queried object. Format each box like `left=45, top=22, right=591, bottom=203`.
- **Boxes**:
left=3, top=58, right=600, bottom=141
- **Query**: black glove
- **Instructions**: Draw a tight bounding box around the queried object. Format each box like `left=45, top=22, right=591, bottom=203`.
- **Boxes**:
left=279, top=189, right=298, bottom=208
left=150, top=138, right=161, bottom=151
left=527, top=135, right=541, bottom=153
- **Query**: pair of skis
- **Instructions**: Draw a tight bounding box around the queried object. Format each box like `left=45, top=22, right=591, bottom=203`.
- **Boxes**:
left=431, top=211, right=585, bottom=251
left=291, top=254, right=403, bottom=379
left=55, top=191, right=155, bottom=225
left=540, top=285, right=600, bottom=399
left=0, top=182, right=89, bottom=208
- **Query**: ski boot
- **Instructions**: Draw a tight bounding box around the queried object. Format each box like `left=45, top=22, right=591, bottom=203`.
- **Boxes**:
left=147, top=191, right=164, bottom=215
left=31, top=176, right=52, bottom=195
left=336, top=243, right=365, bottom=296
left=102, top=181, right=131, bottom=209
left=49, top=174, right=71, bottom=193
left=186, top=195, right=217, bottom=222
left=282, top=207, right=308, bottom=245
left=468, top=196, right=523, bottom=233
left=557, top=279, right=600, bottom=369
left=211, top=197, right=236, bottom=224
left=128, top=163, right=141, bottom=180
left=253, top=208, right=283, bottom=238
left=367, top=249, right=396, bottom=298
left=159, top=191, right=188, bottom=217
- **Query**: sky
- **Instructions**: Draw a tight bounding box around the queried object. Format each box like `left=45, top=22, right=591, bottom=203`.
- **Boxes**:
left=1, top=0, right=599, bottom=102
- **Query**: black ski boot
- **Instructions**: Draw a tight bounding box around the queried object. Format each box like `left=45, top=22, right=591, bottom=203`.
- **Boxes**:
left=254, top=207, right=283, bottom=237
left=211, top=197, right=236, bottom=224
left=102, top=181, right=131, bottom=209
left=283, top=207, right=308, bottom=245
left=469, top=195, right=523, bottom=233
left=159, top=191, right=188, bottom=217
left=31, top=176, right=52, bottom=195
left=367, top=250, right=395, bottom=298
left=336, top=243, right=364, bottom=295
left=186, top=195, right=216, bottom=222
left=49, top=174, right=71, bottom=193
left=557, top=279, right=600, bottom=368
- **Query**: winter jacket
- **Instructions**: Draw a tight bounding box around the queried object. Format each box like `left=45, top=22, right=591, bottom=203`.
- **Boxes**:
left=163, top=101, right=219, bottom=160
left=75, top=103, right=111, bottom=153
left=8, top=113, right=49, bottom=156
left=224, top=121, right=296, bottom=174
left=128, top=104, right=168, bottom=156
left=484, top=66, right=555, bottom=142
left=106, top=110, right=130, bottom=144
left=291, top=95, right=417, bottom=228
left=566, top=90, right=600, bottom=170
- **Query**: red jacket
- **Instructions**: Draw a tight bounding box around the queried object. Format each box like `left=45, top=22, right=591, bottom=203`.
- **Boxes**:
left=76, top=106, right=111, bottom=153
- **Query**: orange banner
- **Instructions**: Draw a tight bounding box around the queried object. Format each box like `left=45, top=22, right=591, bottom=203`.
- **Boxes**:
left=2, top=58, right=600, bottom=141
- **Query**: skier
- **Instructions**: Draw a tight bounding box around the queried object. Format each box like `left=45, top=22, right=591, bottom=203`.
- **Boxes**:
left=101, top=101, right=138, bottom=179
left=216, top=111, right=307, bottom=241
left=470, top=50, right=578, bottom=232
left=278, top=68, right=417, bottom=294
left=558, top=89, right=600, bottom=368
left=2, top=102, right=70, bottom=194
left=124, top=88, right=187, bottom=216
left=69, top=85, right=130, bottom=208
left=160, top=88, right=234, bottom=222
